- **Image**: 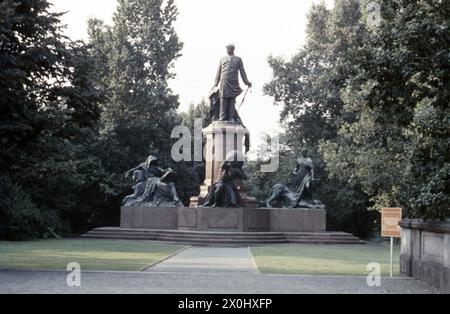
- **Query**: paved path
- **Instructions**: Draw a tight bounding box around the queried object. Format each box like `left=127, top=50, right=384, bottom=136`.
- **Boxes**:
left=147, top=247, right=258, bottom=274
left=0, top=269, right=438, bottom=294
left=0, top=247, right=440, bottom=294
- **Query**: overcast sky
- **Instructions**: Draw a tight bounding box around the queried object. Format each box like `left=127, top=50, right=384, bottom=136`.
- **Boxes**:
left=50, top=0, right=334, bottom=148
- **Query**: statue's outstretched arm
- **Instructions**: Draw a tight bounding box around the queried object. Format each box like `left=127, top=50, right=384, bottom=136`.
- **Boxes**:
left=239, top=58, right=252, bottom=87
left=156, top=167, right=166, bottom=177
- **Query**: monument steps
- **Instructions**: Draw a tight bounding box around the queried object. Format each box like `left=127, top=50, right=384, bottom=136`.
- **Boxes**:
left=82, top=228, right=365, bottom=245
left=85, top=233, right=287, bottom=241
left=84, top=235, right=288, bottom=245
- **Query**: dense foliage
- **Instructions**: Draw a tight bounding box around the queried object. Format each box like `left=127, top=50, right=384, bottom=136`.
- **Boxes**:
left=0, top=0, right=108, bottom=239
left=177, top=100, right=212, bottom=201
left=262, top=0, right=377, bottom=237
left=87, top=0, right=184, bottom=212
left=319, top=0, right=449, bottom=220
left=0, top=0, right=184, bottom=239
left=263, top=0, right=449, bottom=234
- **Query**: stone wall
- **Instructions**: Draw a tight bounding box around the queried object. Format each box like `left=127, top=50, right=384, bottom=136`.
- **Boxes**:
left=400, top=220, right=450, bottom=291
left=121, top=206, right=326, bottom=233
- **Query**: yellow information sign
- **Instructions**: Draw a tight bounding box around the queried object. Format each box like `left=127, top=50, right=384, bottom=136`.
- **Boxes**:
left=381, top=208, right=402, bottom=238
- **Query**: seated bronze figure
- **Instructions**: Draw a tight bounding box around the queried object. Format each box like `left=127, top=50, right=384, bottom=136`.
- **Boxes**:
left=122, top=156, right=184, bottom=208
left=202, top=151, right=248, bottom=208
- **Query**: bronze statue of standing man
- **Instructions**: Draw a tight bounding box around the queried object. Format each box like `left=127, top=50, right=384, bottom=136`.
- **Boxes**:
left=214, top=44, right=252, bottom=122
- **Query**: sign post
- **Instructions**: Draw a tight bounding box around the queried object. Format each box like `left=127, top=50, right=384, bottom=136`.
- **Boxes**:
left=381, top=208, right=402, bottom=277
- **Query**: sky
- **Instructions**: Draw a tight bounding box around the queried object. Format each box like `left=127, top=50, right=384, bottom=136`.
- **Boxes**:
left=50, top=0, right=335, bottom=148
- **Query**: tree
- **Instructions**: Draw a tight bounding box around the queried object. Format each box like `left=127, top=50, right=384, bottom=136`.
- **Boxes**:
left=320, top=0, right=450, bottom=220
left=180, top=100, right=211, bottom=130
left=264, top=0, right=375, bottom=238
left=172, top=100, right=212, bottom=204
left=405, top=101, right=449, bottom=220
left=87, top=0, right=184, bottom=213
left=0, top=0, right=107, bottom=239
left=246, top=133, right=297, bottom=203
left=88, top=0, right=183, bottom=166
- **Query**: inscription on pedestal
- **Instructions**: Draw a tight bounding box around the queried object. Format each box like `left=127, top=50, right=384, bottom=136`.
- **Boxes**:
left=178, top=207, right=271, bottom=232
left=121, top=206, right=178, bottom=230
left=207, top=209, right=239, bottom=229
left=270, top=209, right=326, bottom=233
left=178, top=208, right=198, bottom=228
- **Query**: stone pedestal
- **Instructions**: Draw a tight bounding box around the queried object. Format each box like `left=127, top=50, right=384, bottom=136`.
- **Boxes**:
left=269, top=208, right=326, bottom=232
left=120, top=206, right=178, bottom=230
left=190, top=121, right=258, bottom=208
left=120, top=206, right=327, bottom=233
left=178, top=207, right=270, bottom=232
left=177, top=207, right=326, bottom=233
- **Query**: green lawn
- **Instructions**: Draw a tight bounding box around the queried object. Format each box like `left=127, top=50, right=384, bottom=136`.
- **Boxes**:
left=0, top=239, right=186, bottom=271
left=251, top=244, right=400, bottom=276
left=0, top=240, right=401, bottom=276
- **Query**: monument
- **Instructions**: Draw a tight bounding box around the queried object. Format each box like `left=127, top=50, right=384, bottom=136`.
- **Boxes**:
left=189, top=44, right=256, bottom=208
left=83, top=46, right=367, bottom=244
left=119, top=44, right=326, bottom=235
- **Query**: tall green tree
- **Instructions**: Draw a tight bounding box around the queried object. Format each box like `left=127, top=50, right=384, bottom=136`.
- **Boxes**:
left=88, top=0, right=183, bottom=167
left=0, top=0, right=107, bottom=239
left=175, top=100, right=211, bottom=204
left=320, top=0, right=450, bottom=220
left=246, top=133, right=297, bottom=203
left=87, top=0, right=183, bottom=211
left=180, top=100, right=211, bottom=131
left=264, top=0, right=375, bottom=237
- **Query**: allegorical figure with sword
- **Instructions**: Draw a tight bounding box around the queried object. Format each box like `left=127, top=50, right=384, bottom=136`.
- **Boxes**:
left=263, top=149, right=326, bottom=209
left=212, top=44, right=252, bottom=123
